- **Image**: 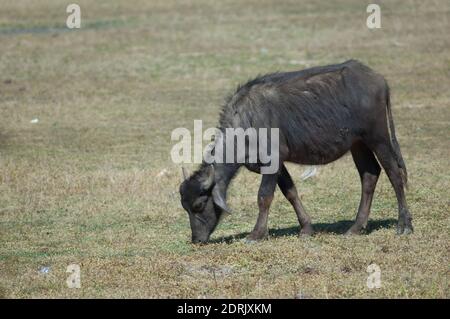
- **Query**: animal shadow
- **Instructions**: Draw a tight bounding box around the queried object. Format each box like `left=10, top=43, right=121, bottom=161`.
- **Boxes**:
left=212, top=218, right=397, bottom=244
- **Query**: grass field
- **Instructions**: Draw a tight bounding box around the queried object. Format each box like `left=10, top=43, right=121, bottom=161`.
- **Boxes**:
left=0, top=0, right=449, bottom=298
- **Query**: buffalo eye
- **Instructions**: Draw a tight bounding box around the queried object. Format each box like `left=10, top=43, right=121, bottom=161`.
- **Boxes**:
left=192, top=196, right=208, bottom=212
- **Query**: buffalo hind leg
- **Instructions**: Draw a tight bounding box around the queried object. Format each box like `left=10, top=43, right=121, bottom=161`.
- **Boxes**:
left=278, top=165, right=314, bottom=236
left=373, top=143, right=413, bottom=234
left=346, top=141, right=381, bottom=235
left=247, top=173, right=278, bottom=242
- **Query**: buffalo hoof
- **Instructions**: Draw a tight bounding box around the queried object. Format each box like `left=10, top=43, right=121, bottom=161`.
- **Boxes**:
left=396, top=224, right=414, bottom=235
left=345, top=225, right=364, bottom=236
left=299, top=225, right=314, bottom=237
left=243, top=238, right=259, bottom=244
left=245, top=231, right=268, bottom=243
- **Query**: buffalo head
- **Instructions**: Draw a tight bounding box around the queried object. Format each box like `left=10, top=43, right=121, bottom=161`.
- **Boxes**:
left=179, top=165, right=230, bottom=244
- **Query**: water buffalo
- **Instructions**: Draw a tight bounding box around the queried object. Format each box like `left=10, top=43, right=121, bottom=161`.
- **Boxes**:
left=179, top=59, right=413, bottom=243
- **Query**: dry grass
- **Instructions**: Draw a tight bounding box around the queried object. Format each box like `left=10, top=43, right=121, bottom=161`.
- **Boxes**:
left=0, top=0, right=449, bottom=298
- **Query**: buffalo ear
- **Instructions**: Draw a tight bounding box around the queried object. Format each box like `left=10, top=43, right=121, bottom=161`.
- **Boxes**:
left=182, top=167, right=189, bottom=181
left=200, top=164, right=215, bottom=190
left=212, top=186, right=232, bottom=214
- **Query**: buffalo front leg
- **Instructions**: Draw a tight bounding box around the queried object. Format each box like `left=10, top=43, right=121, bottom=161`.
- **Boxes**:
left=247, top=173, right=278, bottom=242
left=278, top=165, right=314, bottom=236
